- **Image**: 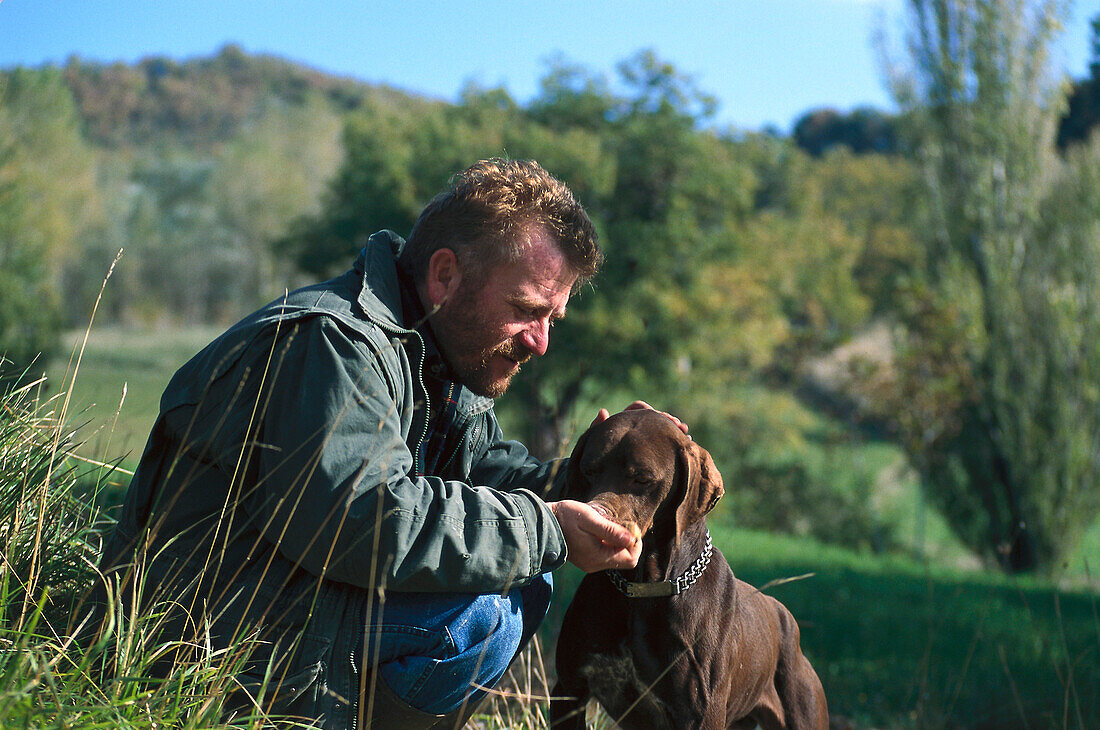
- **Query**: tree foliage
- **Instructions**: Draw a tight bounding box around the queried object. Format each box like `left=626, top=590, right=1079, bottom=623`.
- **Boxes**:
left=62, top=44, right=385, bottom=149
left=792, top=106, right=902, bottom=156
left=879, top=0, right=1098, bottom=572
left=0, top=68, right=99, bottom=372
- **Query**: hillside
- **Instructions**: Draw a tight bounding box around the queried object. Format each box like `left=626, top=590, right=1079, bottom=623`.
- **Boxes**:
left=57, top=43, right=435, bottom=149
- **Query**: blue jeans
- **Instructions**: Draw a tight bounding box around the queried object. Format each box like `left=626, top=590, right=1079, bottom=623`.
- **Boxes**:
left=359, top=573, right=553, bottom=714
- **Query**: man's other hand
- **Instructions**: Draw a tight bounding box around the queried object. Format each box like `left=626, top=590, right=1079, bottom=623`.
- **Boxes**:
left=548, top=500, right=641, bottom=573
left=590, top=400, right=689, bottom=436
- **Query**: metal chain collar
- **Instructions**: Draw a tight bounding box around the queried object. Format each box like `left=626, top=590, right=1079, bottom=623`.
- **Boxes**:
left=607, top=530, right=713, bottom=599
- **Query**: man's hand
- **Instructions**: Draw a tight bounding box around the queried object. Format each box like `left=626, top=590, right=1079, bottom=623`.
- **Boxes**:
left=590, top=400, right=690, bottom=436
left=548, top=500, right=641, bottom=573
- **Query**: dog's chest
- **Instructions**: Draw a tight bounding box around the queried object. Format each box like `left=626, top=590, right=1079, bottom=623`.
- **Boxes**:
left=577, top=644, right=675, bottom=730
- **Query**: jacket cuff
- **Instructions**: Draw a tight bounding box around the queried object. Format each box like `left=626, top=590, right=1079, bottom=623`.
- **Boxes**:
left=509, top=489, right=568, bottom=576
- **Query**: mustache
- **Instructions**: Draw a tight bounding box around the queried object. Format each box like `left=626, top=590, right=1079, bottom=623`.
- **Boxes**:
left=497, top=341, right=534, bottom=365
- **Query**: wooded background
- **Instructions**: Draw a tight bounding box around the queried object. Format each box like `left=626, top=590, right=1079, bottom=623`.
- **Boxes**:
left=3, top=1, right=1100, bottom=577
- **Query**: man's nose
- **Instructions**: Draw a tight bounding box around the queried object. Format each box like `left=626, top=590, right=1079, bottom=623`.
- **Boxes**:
left=519, top=318, right=550, bottom=357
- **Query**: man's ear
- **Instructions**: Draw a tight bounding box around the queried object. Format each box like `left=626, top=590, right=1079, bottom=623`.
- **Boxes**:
left=425, top=248, right=463, bottom=309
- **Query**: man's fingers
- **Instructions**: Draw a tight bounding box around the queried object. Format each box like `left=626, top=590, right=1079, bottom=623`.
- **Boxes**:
left=580, top=528, right=640, bottom=570
left=548, top=500, right=642, bottom=572
left=610, top=551, right=641, bottom=570
left=577, top=507, right=636, bottom=549
left=617, top=401, right=690, bottom=435
left=599, top=539, right=642, bottom=570
left=589, top=407, right=611, bottom=429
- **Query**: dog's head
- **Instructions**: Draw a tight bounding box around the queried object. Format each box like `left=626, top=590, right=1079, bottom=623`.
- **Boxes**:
left=565, top=409, right=724, bottom=544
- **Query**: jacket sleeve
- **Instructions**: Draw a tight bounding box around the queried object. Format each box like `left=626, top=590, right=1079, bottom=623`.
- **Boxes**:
left=466, top=417, right=570, bottom=501
left=246, top=316, right=567, bottom=593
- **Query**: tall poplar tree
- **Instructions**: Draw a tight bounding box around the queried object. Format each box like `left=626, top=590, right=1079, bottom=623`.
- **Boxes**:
left=885, top=0, right=1100, bottom=572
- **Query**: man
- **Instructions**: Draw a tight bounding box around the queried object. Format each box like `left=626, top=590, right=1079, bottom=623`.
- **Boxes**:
left=97, top=158, right=675, bottom=728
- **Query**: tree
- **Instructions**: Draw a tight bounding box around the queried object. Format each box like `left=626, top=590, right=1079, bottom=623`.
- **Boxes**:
left=881, top=0, right=1097, bottom=572
left=0, top=68, right=100, bottom=372
left=509, top=52, right=764, bottom=457
left=0, top=143, right=59, bottom=375
left=276, top=96, right=456, bottom=277
left=209, top=94, right=343, bottom=305
left=792, top=107, right=902, bottom=156
left=807, top=149, right=922, bottom=316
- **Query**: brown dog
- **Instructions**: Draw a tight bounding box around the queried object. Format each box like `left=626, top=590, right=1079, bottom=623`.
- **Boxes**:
left=551, top=410, right=828, bottom=730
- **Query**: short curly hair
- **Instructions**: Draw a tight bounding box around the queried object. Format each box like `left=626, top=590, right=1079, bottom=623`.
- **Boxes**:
left=400, top=158, right=602, bottom=289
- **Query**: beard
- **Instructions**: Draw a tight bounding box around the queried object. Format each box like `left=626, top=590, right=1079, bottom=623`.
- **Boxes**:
left=429, top=287, right=533, bottom=398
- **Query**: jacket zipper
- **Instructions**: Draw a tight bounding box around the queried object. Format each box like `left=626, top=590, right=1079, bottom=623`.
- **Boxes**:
left=368, top=319, right=432, bottom=472
left=411, top=332, right=431, bottom=473
left=349, top=649, right=359, bottom=730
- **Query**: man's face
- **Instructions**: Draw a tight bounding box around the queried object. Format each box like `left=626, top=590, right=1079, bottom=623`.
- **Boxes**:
left=430, top=228, right=577, bottom=398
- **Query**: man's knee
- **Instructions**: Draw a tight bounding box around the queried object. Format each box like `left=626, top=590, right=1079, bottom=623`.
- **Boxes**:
left=443, top=573, right=553, bottom=669
left=371, top=577, right=553, bottom=714
left=450, top=590, right=525, bottom=668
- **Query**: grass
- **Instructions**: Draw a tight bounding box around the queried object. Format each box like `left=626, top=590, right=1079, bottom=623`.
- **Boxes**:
left=712, top=526, right=1098, bottom=729
left=51, top=326, right=225, bottom=466
left=18, top=324, right=1098, bottom=729
left=0, top=370, right=293, bottom=729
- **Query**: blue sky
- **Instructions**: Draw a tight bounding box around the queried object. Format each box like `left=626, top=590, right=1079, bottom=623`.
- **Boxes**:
left=2, top=0, right=1095, bottom=132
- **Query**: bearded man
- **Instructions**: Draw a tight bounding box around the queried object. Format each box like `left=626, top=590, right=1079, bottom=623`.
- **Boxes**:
left=97, top=159, right=681, bottom=728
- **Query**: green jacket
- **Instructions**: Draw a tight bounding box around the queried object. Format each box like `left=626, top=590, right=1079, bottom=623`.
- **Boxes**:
left=100, top=231, right=568, bottom=725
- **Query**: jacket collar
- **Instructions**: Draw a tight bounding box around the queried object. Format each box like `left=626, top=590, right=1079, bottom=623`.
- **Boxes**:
left=353, top=229, right=411, bottom=333
left=352, top=229, right=495, bottom=418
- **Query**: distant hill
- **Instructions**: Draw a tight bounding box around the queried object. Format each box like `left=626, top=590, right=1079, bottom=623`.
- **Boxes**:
left=50, top=44, right=435, bottom=149
left=1, top=45, right=450, bottom=331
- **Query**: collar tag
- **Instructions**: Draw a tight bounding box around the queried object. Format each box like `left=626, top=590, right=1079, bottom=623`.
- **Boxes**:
left=620, top=580, right=676, bottom=598
left=608, top=530, right=713, bottom=599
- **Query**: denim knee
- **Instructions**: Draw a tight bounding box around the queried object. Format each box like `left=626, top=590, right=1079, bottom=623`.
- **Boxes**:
left=367, top=576, right=552, bottom=714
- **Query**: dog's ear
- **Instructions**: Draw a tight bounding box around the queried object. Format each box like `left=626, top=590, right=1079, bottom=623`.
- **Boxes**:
left=675, top=440, right=725, bottom=538
left=562, top=427, right=592, bottom=501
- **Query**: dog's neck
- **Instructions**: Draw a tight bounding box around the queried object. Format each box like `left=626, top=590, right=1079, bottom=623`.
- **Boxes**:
left=633, top=518, right=711, bottom=585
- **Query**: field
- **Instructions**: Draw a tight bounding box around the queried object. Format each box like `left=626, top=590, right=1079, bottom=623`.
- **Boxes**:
left=51, top=326, right=227, bottom=465
left=39, top=325, right=1100, bottom=729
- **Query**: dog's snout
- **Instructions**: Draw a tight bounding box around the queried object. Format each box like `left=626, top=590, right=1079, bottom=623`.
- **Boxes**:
left=590, top=502, right=612, bottom=520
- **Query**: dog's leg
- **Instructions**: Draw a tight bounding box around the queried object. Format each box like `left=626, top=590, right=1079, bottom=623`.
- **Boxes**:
left=772, top=602, right=829, bottom=730
left=549, top=681, right=588, bottom=730
left=748, top=682, right=787, bottom=730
